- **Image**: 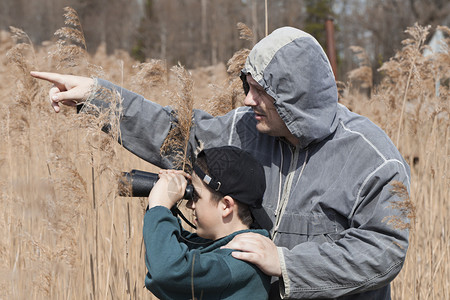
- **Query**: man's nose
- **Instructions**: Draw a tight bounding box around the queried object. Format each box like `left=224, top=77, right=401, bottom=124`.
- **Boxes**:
left=244, top=90, right=257, bottom=106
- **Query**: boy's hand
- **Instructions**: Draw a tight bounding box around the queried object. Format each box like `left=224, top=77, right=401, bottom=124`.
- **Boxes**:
left=148, top=170, right=191, bottom=209
left=30, top=71, right=95, bottom=113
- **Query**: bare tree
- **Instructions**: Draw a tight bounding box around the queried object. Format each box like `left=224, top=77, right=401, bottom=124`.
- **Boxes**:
left=408, top=0, right=450, bottom=27
left=335, top=0, right=449, bottom=83
left=2, top=0, right=448, bottom=76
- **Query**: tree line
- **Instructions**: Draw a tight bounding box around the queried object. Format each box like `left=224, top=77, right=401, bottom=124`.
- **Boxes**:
left=1, top=0, right=448, bottom=82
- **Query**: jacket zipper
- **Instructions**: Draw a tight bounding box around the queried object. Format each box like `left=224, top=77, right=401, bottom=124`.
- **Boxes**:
left=272, top=145, right=300, bottom=240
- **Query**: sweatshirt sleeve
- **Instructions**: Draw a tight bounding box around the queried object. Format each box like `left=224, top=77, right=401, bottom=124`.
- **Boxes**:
left=279, top=161, right=410, bottom=299
left=143, top=206, right=234, bottom=299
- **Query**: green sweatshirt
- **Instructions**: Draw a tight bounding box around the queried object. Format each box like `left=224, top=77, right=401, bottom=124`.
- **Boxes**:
left=143, top=206, right=271, bottom=299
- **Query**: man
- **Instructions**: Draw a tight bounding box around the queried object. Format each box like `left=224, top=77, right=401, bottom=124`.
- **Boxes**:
left=31, top=26, right=411, bottom=299
left=144, top=146, right=270, bottom=299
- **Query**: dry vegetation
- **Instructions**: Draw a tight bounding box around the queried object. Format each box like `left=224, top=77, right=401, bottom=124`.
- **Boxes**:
left=341, top=24, right=449, bottom=299
left=0, top=8, right=448, bottom=300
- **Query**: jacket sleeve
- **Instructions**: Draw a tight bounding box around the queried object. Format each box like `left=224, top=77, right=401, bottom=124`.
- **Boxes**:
left=87, top=79, right=248, bottom=168
left=143, top=206, right=234, bottom=298
left=279, top=161, right=410, bottom=299
left=86, top=79, right=175, bottom=168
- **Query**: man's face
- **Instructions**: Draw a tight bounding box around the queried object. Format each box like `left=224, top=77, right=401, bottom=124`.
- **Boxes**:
left=244, top=74, right=294, bottom=141
left=185, top=173, right=223, bottom=240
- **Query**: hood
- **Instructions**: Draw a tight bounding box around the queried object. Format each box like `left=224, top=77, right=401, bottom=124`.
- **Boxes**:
left=241, top=27, right=338, bottom=148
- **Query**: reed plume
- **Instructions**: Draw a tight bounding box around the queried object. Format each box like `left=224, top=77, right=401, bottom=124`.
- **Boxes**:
left=237, top=22, right=254, bottom=41
left=377, top=23, right=432, bottom=145
left=131, top=59, right=167, bottom=96
left=5, top=26, right=40, bottom=151
left=348, top=46, right=373, bottom=93
left=50, top=7, right=88, bottom=70
left=51, top=6, right=103, bottom=76
left=160, top=63, right=195, bottom=172
left=79, top=87, right=123, bottom=176
left=383, top=181, right=416, bottom=231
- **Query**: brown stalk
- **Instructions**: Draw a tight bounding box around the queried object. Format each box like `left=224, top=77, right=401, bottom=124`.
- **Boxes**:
left=265, top=0, right=268, bottom=37
left=90, top=253, right=96, bottom=297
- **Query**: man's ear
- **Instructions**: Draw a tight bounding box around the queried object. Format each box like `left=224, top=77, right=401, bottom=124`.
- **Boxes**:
left=221, top=196, right=236, bottom=218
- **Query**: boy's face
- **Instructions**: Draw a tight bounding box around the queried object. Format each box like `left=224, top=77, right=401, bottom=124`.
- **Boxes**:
left=186, top=172, right=223, bottom=240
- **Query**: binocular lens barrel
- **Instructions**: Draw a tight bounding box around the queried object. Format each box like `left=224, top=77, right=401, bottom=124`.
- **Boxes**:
left=118, top=169, right=194, bottom=200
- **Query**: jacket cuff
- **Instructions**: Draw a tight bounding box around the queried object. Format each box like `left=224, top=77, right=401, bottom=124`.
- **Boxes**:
left=278, top=247, right=291, bottom=299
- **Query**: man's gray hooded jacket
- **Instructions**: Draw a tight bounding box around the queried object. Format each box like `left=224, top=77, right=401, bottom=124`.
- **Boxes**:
left=91, top=27, right=411, bottom=299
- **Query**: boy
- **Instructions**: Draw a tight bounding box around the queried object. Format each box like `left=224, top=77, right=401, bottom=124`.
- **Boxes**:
left=144, top=146, right=271, bottom=299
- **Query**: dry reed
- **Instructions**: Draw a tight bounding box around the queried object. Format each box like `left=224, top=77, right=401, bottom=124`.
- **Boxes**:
left=160, top=63, right=195, bottom=172
left=0, top=7, right=448, bottom=300
left=341, top=23, right=449, bottom=299
left=347, top=45, right=373, bottom=94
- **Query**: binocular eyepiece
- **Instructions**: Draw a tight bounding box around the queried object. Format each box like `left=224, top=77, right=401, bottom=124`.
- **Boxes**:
left=118, top=169, right=194, bottom=200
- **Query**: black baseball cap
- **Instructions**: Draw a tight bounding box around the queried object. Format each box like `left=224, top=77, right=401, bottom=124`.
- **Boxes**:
left=193, top=146, right=266, bottom=208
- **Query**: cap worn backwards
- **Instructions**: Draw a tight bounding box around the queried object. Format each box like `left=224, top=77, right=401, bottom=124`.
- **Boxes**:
left=193, top=146, right=266, bottom=208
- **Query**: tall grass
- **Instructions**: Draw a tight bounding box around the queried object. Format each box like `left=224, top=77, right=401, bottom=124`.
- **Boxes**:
left=341, top=24, right=449, bottom=300
left=0, top=8, right=448, bottom=299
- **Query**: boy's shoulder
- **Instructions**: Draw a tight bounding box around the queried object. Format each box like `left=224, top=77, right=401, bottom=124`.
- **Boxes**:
left=215, top=229, right=271, bottom=299
left=180, top=229, right=271, bottom=299
left=198, top=228, right=269, bottom=253
left=183, top=228, right=269, bottom=252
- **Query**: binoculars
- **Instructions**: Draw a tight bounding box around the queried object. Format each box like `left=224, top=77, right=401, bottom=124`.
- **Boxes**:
left=118, top=169, right=194, bottom=200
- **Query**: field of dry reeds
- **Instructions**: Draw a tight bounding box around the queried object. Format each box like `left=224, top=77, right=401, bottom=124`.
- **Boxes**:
left=0, top=8, right=448, bottom=300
